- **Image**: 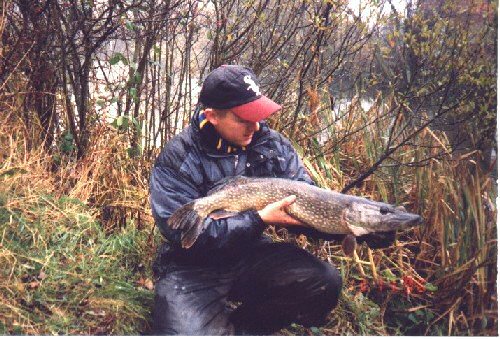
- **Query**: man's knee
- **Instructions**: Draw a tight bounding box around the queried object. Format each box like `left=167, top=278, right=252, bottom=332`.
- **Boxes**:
left=321, top=262, right=342, bottom=307
left=294, top=261, right=342, bottom=327
left=313, top=260, right=342, bottom=306
left=291, top=259, right=342, bottom=313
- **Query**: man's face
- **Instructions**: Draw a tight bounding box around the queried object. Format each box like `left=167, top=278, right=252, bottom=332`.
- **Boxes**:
left=205, top=109, right=260, bottom=147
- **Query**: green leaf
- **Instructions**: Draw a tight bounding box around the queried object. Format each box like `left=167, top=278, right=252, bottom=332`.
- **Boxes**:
left=113, top=116, right=129, bottom=130
left=310, top=327, right=321, bottom=335
left=60, top=132, right=75, bottom=154
left=125, top=21, right=135, bottom=31
left=109, top=53, right=128, bottom=66
left=481, top=316, right=488, bottom=329
left=127, top=145, right=142, bottom=158
left=129, top=88, right=137, bottom=98
left=109, top=54, right=121, bottom=65
left=133, top=73, right=142, bottom=84
left=381, top=268, right=398, bottom=281
left=131, top=117, right=141, bottom=131
left=96, top=99, right=106, bottom=108
left=425, top=283, right=438, bottom=292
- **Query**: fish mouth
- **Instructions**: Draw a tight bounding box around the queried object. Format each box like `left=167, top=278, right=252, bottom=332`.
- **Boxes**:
left=406, top=214, right=424, bottom=226
left=389, top=212, right=424, bottom=227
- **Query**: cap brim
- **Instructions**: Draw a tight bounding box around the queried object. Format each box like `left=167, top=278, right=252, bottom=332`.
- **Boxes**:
left=231, top=96, right=281, bottom=122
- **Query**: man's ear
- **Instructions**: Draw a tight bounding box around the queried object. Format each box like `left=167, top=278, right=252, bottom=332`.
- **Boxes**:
left=204, top=108, right=219, bottom=126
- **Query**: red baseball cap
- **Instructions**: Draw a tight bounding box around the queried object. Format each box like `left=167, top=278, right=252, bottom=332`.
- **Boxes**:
left=199, top=65, right=282, bottom=122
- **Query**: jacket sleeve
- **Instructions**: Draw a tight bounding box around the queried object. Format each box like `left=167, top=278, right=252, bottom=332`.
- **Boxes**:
left=150, top=164, right=266, bottom=252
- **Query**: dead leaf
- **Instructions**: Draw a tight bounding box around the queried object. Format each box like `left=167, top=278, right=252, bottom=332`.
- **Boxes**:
left=296, top=234, right=308, bottom=249
left=38, top=271, right=47, bottom=280
left=28, top=281, right=40, bottom=289
left=144, top=279, right=154, bottom=291
left=137, top=277, right=154, bottom=290
left=16, top=282, right=25, bottom=292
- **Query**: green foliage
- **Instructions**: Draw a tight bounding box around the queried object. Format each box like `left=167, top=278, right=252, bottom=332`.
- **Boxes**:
left=384, top=296, right=441, bottom=335
left=125, top=21, right=137, bottom=31
left=340, top=291, right=385, bottom=335
left=129, top=87, right=139, bottom=103
left=0, top=194, right=154, bottom=335
left=372, top=0, right=496, bottom=150
left=127, top=145, right=142, bottom=158
left=59, top=132, right=75, bottom=155
left=109, top=53, right=129, bottom=66
left=111, top=115, right=141, bottom=133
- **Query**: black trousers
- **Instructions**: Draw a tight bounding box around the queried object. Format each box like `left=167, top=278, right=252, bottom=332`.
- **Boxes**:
left=152, top=242, right=342, bottom=335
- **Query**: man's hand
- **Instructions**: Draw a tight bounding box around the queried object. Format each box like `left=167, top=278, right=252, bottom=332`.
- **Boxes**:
left=257, top=195, right=306, bottom=226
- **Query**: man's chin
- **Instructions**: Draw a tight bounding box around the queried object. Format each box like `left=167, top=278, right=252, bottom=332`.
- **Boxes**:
left=237, top=137, right=253, bottom=147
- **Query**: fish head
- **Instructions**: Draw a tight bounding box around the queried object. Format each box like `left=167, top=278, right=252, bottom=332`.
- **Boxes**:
left=344, top=199, right=423, bottom=236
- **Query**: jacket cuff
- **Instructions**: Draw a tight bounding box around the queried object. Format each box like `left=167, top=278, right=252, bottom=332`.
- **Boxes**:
left=248, top=209, right=267, bottom=232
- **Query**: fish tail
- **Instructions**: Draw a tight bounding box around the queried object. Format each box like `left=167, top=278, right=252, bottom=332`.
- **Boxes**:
left=168, top=202, right=206, bottom=249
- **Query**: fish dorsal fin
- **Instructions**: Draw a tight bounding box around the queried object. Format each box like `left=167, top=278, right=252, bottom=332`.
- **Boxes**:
left=207, top=176, right=251, bottom=195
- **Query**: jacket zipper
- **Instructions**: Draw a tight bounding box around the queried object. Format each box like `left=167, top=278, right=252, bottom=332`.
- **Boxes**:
left=234, top=155, right=239, bottom=170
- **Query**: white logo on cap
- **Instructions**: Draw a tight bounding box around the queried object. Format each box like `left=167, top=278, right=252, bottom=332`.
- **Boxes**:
left=243, top=75, right=261, bottom=96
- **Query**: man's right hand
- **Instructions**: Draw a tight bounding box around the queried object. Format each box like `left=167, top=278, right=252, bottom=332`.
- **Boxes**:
left=257, top=195, right=306, bottom=227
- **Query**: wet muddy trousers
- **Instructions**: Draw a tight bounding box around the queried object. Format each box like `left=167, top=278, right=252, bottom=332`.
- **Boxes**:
left=152, top=242, right=342, bottom=335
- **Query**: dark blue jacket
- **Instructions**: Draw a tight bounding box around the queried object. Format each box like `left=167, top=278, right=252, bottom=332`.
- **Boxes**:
left=150, top=114, right=314, bottom=262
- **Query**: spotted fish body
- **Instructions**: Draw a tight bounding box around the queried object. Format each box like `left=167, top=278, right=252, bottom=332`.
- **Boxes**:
left=168, top=176, right=423, bottom=249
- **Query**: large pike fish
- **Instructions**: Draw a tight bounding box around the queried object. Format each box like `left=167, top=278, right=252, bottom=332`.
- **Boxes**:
left=168, top=176, right=423, bottom=252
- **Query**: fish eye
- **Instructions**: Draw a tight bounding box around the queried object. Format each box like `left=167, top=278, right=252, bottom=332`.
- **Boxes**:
left=380, top=206, right=391, bottom=215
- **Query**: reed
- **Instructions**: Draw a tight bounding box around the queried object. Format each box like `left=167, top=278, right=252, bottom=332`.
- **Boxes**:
left=275, top=91, right=497, bottom=335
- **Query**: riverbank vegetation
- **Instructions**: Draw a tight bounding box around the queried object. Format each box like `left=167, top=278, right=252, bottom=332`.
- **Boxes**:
left=0, top=0, right=496, bottom=335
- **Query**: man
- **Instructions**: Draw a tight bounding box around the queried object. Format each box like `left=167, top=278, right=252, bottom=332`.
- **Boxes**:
left=150, top=65, right=392, bottom=335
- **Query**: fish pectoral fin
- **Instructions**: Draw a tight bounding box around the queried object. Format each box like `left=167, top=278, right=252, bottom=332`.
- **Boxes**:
left=208, top=209, right=239, bottom=220
left=342, top=234, right=357, bottom=256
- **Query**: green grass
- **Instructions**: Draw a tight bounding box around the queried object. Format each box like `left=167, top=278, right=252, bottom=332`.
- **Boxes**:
left=0, top=192, right=154, bottom=335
